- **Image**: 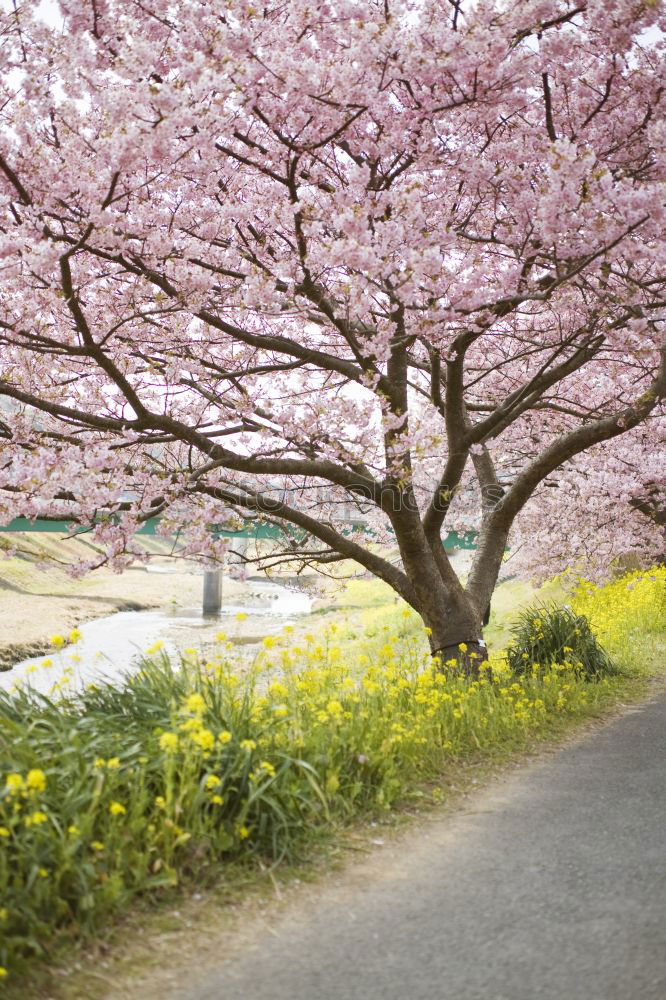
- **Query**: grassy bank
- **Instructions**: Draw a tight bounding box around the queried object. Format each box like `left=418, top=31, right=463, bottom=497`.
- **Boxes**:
left=0, top=567, right=664, bottom=987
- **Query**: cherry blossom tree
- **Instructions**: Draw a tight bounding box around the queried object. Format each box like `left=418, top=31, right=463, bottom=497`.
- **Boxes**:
left=0, top=0, right=664, bottom=662
left=507, top=422, right=665, bottom=579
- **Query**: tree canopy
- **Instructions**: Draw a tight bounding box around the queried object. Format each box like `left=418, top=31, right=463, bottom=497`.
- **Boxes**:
left=0, top=0, right=664, bottom=656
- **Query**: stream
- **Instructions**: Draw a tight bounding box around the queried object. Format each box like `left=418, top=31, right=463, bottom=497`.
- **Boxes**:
left=0, top=579, right=313, bottom=697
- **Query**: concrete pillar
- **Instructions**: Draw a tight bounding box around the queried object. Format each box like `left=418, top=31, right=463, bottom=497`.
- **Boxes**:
left=203, top=569, right=222, bottom=615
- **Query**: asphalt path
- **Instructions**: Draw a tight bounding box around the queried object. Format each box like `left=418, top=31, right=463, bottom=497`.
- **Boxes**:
left=183, top=695, right=666, bottom=1000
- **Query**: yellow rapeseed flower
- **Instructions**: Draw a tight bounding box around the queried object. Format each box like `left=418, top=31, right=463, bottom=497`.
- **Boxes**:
left=159, top=732, right=179, bottom=753
left=25, top=811, right=48, bottom=826
left=211, top=795, right=224, bottom=805
left=218, top=730, right=232, bottom=744
left=68, top=824, right=79, bottom=835
left=205, top=775, right=222, bottom=790
left=239, top=739, right=256, bottom=752
left=0, top=827, right=10, bottom=838
left=236, top=825, right=250, bottom=839
left=190, top=728, right=215, bottom=751
left=69, top=627, right=82, bottom=643
left=183, top=692, right=206, bottom=716
left=50, top=634, right=65, bottom=648
left=235, top=612, right=248, bottom=621
left=5, top=773, right=23, bottom=794
left=109, top=801, right=126, bottom=817
left=26, top=769, right=46, bottom=793
left=91, top=841, right=105, bottom=851
left=0, top=967, right=7, bottom=978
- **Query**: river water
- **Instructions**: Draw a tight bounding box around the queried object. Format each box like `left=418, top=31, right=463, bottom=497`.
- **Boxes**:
left=0, top=580, right=313, bottom=697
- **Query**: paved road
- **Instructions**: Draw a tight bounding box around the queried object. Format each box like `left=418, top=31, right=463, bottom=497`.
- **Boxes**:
left=184, top=696, right=666, bottom=1000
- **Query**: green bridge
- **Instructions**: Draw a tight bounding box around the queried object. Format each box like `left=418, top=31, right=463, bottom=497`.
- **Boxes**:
left=0, top=517, right=477, bottom=549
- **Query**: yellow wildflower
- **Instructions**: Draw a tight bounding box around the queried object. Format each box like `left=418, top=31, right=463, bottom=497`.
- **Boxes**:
left=50, top=634, right=65, bottom=648
left=5, top=773, right=23, bottom=794
left=218, top=730, right=232, bottom=744
left=239, top=739, right=256, bottom=753
left=26, top=769, right=47, bottom=793
left=69, top=627, right=82, bottom=643
left=205, top=774, right=222, bottom=790
left=0, top=827, right=10, bottom=838
left=236, top=825, right=250, bottom=839
left=109, top=801, right=126, bottom=817
left=25, top=811, right=48, bottom=826
left=190, top=728, right=215, bottom=751
left=68, top=824, right=79, bottom=835
left=183, top=693, right=206, bottom=716
left=159, top=732, right=179, bottom=753
left=91, top=841, right=105, bottom=851
left=211, top=795, right=224, bottom=805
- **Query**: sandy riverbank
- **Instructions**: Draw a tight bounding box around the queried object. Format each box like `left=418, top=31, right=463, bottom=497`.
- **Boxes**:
left=0, top=546, right=249, bottom=669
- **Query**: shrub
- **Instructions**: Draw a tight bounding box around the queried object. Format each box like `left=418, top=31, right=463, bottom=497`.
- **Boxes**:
left=505, top=603, right=615, bottom=680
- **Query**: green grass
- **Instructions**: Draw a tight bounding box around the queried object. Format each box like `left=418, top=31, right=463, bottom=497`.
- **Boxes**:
left=0, top=566, right=663, bottom=991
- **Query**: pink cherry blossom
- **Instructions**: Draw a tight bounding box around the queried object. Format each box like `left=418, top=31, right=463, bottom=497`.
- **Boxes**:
left=0, top=0, right=664, bottom=657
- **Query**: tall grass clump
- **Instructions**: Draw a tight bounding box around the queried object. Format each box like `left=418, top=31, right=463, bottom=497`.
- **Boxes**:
left=0, top=567, right=663, bottom=981
left=505, top=603, right=615, bottom=680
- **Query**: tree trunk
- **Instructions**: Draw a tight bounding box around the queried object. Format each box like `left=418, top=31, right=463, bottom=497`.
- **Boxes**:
left=402, top=559, right=488, bottom=676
